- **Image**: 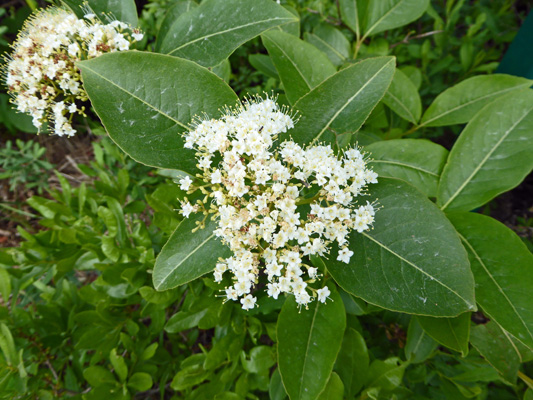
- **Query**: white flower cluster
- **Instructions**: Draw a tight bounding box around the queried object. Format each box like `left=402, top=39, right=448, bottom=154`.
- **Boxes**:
left=3, top=7, right=143, bottom=136
left=180, top=97, right=378, bottom=310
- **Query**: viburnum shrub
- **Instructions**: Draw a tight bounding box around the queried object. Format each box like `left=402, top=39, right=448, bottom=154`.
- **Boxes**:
left=2, top=0, right=533, bottom=399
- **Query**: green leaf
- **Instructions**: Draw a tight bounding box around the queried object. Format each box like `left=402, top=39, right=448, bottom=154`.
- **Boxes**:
left=304, top=24, right=351, bottom=67
left=327, top=178, right=476, bottom=317
left=289, top=57, right=395, bottom=145
left=83, top=366, right=117, bottom=388
left=448, top=212, right=533, bottom=349
left=420, top=74, right=533, bottom=127
left=338, top=0, right=360, bottom=38
left=248, top=54, right=279, bottom=79
left=383, top=69, right=422, bottom=124
left=241, top=346, right=275, bottom=374
left=155, top=0, right=197, bottom=51
left=365, top=357, right=406, bottom=392
left=470, top=321, right=520, bottom=384
left=63, top=0, right=138, bottom=26
left=109, top=349, right=128, bottom=383
left=362, top=0, right=429, bottom=38
left=367, top=139, right=448, bottom=198
left=158, top=0, right=298, bottom=67
left=405, top=317, right=438, bottom=363
left=153, top=213, right=231, bottom=291
left=0, top=269, right=11, bottom=303
left=317, top=372, right=344, bottom=400
left=269, top=369, right=288, bottom=400
left=437, top=90, right=533, bottom=211
left=417, top=313, right=470, bottom=356
left=262, top=30, right=336, bottom=105
left=79, top=52, right=238, bottom=173
left=277, top=284, right=346, bottom=400
left=334, top=328, right=368, bottom=397
left=171, top=364, right=209, bottom=391
left=128, top=372, right=153, bottom=392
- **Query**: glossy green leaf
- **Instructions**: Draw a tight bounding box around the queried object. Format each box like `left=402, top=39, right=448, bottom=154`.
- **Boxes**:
left=470, top=321, right=520, bottom=384
left=63, top=0, right=138, bottom=26
left=305, top=24, right=351, bottom=67
left=128, top=372, right=153, bottom=392
left=79, top=52, right=238, bottom=173
left=262, top=30, right=336, bottom=105
left=317, top=372, right=344, bottom=400
left=83, top=366, right=116, bottom=387
left=155, top=0, right=197, bottom=51
left=334, top=328, right=368, bottom=397
left=367, top=139, right=448, bottom=197
left=362, top=0, right=429, bottom=38
left=269, top=369, right=288, bottom=400
left=420, top=74, right=532, bottom=127
left=338, top=0, right=360, bottom=38
left=328, top=178, right=476, bottom=317
left=383, top=69, right=422, bottom=124
left=248, top=54, right=279, bottom=79
left=417, top=313, right=470, bottom=356
left=365, top=357, right=406, bottom=392
left=405, top=317, right=438, bottom=363
left=277, top=284, right=346, bottom=400
left=109, top=349, right=128, bottom=383
left=153, top=213, right=231, bottom=291
left=438, top=90, right=533, bottom=211
left=289, top=57, right=395, bottom=145
left=448, top=212, right=533, bottom=349
left=158, top=0, right=298, bottom=67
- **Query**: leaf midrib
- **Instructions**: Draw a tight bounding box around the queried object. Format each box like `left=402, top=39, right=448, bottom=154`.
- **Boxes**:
left=457, top=231, right=533, bottom=344
left=385, top=90, right=417, bottom=123
left=305, top=58, right=394, bottom=144
left=80, top=64, right=188, bottom=130
left=370, top=159, right=439, bottom=177
left=155, top=232, right=216, bottom=289
left=167, top=16, right=296, bottom=56
left=362, top=232, right=474, bottom=308
left=298, top=302, right=320, bottom=399
left=363, top=0, right=404, bottom=38
left=440, top=103, right=533, bottom=210
left=420, top=85, right=527, bottom=127
left=307, top=34, right=347, bottom=61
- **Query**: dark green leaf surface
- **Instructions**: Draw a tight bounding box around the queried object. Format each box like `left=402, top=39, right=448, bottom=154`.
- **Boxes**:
left=470, top=321, right=520, bottom=384
left=383, top=69, right=422, bottom=124
left=420, top=74, right=532, bottom=127
left=158, top=0, right=298, bottom=67
left=328, top=178, right=476, bottom=317
left=334, top=328, right=368, bottom=397
left=288, top=57, right=395, bottom=145
left=277, top=284, right=345, bottom=400
left=448, top=212, right=533, bottom=349
left=64, top=0, right=138, bottom=26
left=155, top=0, right=197, bottom=51
left=367, top=139, right=448, bottom=197
left=317, top=372, right=344, bottom=400
left=153, top=214, right=231, bottom=291
left=79, top=52, right=238, bottom=173
left=262, top=31, right=336, bottom=105
left=362, top=0, right=429, bottom=38
left=438, top=90, right=533, bottom=211
left=405, top=318, right=438, bottom=363
left=417, top=313, right=470, bottom=356
left=305, top=24, right=351, bottom=67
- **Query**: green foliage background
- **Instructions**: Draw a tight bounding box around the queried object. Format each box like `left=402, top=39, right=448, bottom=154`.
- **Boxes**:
left=0, top=0, right=532, bottom=399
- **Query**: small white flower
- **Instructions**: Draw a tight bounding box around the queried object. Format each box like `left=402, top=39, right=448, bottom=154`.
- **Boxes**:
left=240, top=294, right=257, bottom=310
left=317, top=287, right=331, bottom=303
left=179, top=176, right=193, bottom=191
left=132, top=32, right=144, bottom=41
left=337, top=247, right=354, bottom=264
left=180, top=202, right=195, bottom=218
